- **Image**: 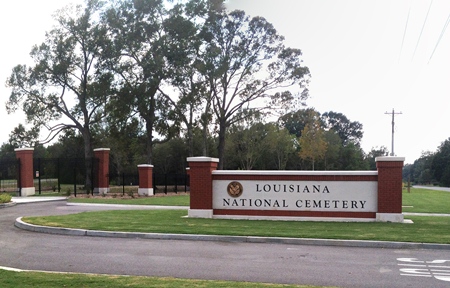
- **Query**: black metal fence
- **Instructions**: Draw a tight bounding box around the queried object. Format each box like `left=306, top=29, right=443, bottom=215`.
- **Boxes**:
left=153, top=173, right=189, bottom=194
left=1, top=155, right=189, bottom=197
left=33, top=157, right=99, bottom=196
left=106, top=172, right=189, bottom=196
left=0, top=159, right=20, bottom=195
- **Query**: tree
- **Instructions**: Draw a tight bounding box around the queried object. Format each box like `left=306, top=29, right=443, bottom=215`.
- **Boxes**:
left=323, top=130, right=342, bottom=170
left=338, top=143, right=368, bottom=170
left=409, top=151, right=435, bottom=184
left=265, top=124, right=297, bottom=170
left=279, top=108, right=320, bottom=138
left=432, top=138, right=450, bottom=186
left=6, top=0, right=111, bottom=191
left=366, top=146, right=388, bottom=170
left=298, top=116, right=327, bottom=170
left=8, top=124, right=40, bottom=148
left=321, top=111, right=363, bottom=145
left=226, top=121, right=268, bottom=170
left=162, top=0, right=225, bottom=157
left=103, top=0, right=179, bottom=164
left=199, top=10, right=310, bottom=169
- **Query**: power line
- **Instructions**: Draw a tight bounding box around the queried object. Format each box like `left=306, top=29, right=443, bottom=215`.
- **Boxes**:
left=428, top=11, right=450, bottom=63
left=411, top=0, right=434, bottom=61
left=399, top=3, right=411, bottom=63
left=385, top=109, right=402, bottom=156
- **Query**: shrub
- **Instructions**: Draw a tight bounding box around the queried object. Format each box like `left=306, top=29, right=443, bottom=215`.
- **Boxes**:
left=0, top=193, right=12, bottom=204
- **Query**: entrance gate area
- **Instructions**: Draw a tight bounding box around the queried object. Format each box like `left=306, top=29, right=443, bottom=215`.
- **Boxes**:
left=33, top=158, right=99, bottom=196
left=9, top=148, right=189, bottom=197
left=0, top=159, right=20, bottom=195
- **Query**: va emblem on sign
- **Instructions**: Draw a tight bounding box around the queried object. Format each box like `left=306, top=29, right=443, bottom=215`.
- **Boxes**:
left=227, top=181, right=243, bottom=198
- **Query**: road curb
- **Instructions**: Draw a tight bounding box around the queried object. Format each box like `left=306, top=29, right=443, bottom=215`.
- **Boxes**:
left=14, top=217, right=450, bottom=250
left=0, top=202, right=16, bottom=209
left=66, top=202, right=189, bottom=210
left=12, top=197, right=68, bottom=204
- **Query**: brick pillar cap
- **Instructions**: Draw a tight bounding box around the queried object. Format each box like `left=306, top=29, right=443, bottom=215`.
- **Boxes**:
left=94, top=148, right=110, bottom=152
left=187, top=156, right=219, bottom=163
left=14, top=148, right=34, bottom=152
left=375, top=156, right=405, bottom=162
left=138, top=164, right=154, bottom=168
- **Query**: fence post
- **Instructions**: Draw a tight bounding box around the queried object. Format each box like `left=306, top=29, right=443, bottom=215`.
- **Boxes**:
left=15, top=148, right=35, bottom=197
left=186, top=157, right=219, bottom=218
left=57, top=158, right=61, bottom=193
left=93, top=148, right=110, bottom=195
left=138, top=165, right=154, bottom=196
left=376, top=156, right=405, bottom=222
left=37, top=158, right=41, bottom=195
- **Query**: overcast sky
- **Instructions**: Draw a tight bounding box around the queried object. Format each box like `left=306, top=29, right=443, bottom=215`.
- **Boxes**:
left=1, top=0, right=450, bottom=164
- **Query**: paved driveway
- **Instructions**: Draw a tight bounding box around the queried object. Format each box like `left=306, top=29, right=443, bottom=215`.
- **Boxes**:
left=1, top=201, right=450, bottom=287
left=413, top=186, right=450, bottom=192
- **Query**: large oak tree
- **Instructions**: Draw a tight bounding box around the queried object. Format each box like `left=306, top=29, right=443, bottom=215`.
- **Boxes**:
left=199, top=10, right=310, bottom=169
left=6, top=0, right=111, bottom=191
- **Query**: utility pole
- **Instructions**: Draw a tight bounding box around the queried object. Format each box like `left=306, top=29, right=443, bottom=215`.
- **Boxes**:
left=385, top=109, right=402, bottom=156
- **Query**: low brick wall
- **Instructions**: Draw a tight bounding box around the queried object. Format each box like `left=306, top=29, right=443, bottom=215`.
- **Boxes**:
left=187, top=157, right=405, bottom=222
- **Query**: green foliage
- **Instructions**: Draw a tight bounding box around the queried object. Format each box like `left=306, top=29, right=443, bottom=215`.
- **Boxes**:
left=298, top=113, right=327, bottom=170
left=404, top=151, right=436, bottom=184
left=278, top=108, right=319, bottom=138
left=366, top=146, right=388, bottom=170
left=432, top=137, right=450, bottom=186
left=200, top=9, right=310, bottom=168
left=224, top=121, right=297, bottom=170
left=321, top=111, right=363, bottom=145
left=0, top=193, right=12, bottom=203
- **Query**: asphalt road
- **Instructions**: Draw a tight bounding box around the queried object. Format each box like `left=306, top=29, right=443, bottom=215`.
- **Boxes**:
left=413, top=185, right=450, bottom=192
left=1, top=201, right=450, bottom=287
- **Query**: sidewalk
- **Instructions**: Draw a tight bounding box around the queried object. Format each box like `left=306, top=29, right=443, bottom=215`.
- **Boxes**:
left=12, top=196, right=68, bottom=203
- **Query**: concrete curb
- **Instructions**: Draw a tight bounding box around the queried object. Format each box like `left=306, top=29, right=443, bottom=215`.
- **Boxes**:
left=12, top=197, right=68, bottom=204
left=0, top=202, right=17, bottom=209
left=66, top=202, right=189, bottom=210
left=14, top=217, right=450, bottom=250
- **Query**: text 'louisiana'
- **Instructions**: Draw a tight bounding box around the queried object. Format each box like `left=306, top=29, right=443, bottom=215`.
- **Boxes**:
left=256, top=184, right=330, bottom=193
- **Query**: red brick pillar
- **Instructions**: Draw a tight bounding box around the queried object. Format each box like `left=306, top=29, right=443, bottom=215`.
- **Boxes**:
left=138, top=165, right=154, bottom=196
left=94, top=148, right=110, bottom=194
left=186, top=157, right=219, bottom=218
left=376, top=156, right=405, bottom=222
left=15, top=148, right=35, bottom=197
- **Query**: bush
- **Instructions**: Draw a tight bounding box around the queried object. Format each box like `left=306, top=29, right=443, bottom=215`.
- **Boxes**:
left=0, top=193, right=12, bottom=204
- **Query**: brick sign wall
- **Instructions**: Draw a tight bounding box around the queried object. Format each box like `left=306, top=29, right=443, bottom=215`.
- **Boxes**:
left=187, top=157, right=405, bottom=222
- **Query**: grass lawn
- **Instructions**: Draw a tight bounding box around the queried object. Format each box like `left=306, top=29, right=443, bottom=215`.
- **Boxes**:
left=21, top=187, right=450, bottom=244
left=65, top=188, right=450, bottom=213
left=68, top=194, right=189, bottom=206
left=402, top=188, right=450, bottom=213
left=23, top=209, right=450, bottom=244
left=0, top=269, right=322, bottom=288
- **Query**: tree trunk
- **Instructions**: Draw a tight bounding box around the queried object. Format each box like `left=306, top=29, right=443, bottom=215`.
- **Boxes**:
left=217, top=120, right=227, bottom=170
left=146, top=119, right=153, bottom=164
left=187, top=105, right=194, bottom=157
left=144, top=92, right=157, bottom=165
left=82, top=127, right=93, bottom=193
left=202, top=101, right=211, bottom=156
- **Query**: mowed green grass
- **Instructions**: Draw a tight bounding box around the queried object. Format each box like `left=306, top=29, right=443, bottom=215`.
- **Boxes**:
left=68, top=194, right=189, bottom=206
left=22, top=187, right=450, bottom=244
left=23, top=209, right=450, bottom=244
left=402, top=187, right=450, bottom=213
left=67, top=188, right=450, bottom=213
left=0, top=269, right=323, bottom=288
